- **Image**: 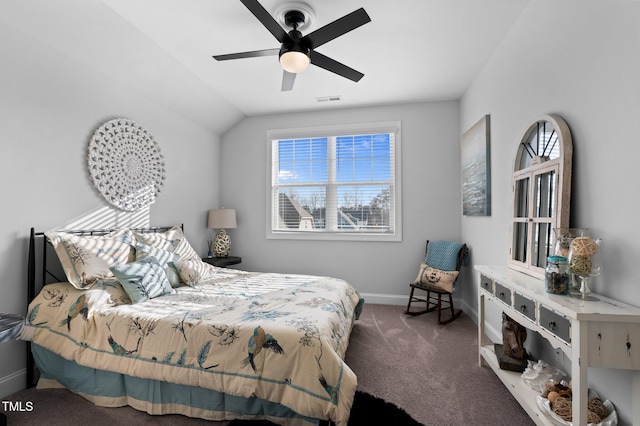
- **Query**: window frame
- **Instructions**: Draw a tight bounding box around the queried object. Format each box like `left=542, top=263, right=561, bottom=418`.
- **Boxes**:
left=266, top=121, right=402, bottom=242
left=508, top=114, right=572, bottom=277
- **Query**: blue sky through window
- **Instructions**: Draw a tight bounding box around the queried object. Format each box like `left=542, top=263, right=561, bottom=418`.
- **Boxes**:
left=278, top=138, right=328, bottom=184
left=336, top=134, right=391, bottom=182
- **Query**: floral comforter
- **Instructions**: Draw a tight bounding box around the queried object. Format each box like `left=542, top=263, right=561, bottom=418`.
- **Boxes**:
left=22, top=267, right=363, bottom=426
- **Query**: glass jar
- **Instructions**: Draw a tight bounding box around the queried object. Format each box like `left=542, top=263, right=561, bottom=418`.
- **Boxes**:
left=553, top=228, right=589, bottom=258
left=545, top=256, right=570, bottom=295
left=568, top=237, right=602, bottom=301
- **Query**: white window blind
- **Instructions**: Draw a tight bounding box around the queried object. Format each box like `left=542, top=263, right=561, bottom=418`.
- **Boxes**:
left=267, top=122, right=401, bottom=241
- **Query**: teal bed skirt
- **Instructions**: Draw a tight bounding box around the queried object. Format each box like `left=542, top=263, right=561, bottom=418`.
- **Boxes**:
left=32, top=343, right=322, bottom=425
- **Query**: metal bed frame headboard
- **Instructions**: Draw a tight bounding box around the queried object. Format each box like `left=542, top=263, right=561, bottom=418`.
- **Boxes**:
left=26, top=224, right=183, bottom=388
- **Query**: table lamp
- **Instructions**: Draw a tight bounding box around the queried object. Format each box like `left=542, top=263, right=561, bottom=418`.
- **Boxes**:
left=208, top=209, right=237, bottom=257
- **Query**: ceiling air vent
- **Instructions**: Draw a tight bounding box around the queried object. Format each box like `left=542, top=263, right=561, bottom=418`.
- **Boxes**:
left=316, top=95, right=342, bottom=103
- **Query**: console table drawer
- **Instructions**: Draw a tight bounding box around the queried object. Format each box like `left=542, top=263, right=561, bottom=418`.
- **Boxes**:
left=514, top=293, right=536, bottom=322
left=494, top=282, right=512, bottom=305
left=480, top=274, right=493, bottom=292
left=540, top=306, right=571, bottom=343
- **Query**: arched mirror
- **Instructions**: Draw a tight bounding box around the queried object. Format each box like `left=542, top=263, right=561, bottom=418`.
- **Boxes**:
left=509, top=114, right=572, bottom=277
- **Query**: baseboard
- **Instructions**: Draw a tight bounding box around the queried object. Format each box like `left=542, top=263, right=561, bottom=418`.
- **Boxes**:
left=460, top=298, right=501, bottom=342
left=360, top=292, right=468, bottom=311
left=485, top=321, right=501, bottom=343
left=359, top=292, right=408, bottom=306
left=361, top=294, right=500, bottom=340
left=0, top=369, right=26, bottom=399
left=460, top=299, right=477, bottom=323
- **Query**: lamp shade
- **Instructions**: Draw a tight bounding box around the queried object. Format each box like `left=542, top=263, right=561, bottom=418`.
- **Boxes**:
left=280, top=51, right=310, bottom=73
left=208, top=209, right=237, bottom=229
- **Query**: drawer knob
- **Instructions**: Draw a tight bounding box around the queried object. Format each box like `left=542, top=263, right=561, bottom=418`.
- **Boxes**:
left=499, top=292, right=505, bottom=299
left=520, top=305, right=527, bottom=313
left=548, top=321, right=556, bottom=330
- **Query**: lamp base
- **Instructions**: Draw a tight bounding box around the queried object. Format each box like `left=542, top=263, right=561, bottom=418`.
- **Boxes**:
left=213, top=229, right=231, bottom=257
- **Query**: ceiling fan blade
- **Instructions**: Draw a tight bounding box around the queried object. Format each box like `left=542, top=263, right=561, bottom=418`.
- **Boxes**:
left=240, top=0, right=288, bottom=43
left=281, top=71, right=296, bottom=91
left=213, top=48, right=279, bottom=61
left=303, top=8, right=371, bottom=49
left=310, top=51, right=364, bottom=82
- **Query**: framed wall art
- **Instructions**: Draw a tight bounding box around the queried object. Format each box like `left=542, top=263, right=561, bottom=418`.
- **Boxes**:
left=461, top=115, right=491, bottom=216
left=87, top=118, right=166, bottom=212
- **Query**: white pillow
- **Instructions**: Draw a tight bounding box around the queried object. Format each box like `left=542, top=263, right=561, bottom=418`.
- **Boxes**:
left=133, top=226, right=200, bottom=262
left=171, top=259, right=218, bottom=287
left=45, top=230, right=134, bottom=289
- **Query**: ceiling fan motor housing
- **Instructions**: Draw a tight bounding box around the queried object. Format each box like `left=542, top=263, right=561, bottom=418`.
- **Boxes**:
left=284, top=10, right=305, bottom=29
left=280, top=29, right=309, bottom=58
left=279, top=10, right=310, bottom=58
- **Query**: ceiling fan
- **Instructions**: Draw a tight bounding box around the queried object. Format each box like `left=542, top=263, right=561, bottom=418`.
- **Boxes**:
left=213, top=0, right=371, bottom=91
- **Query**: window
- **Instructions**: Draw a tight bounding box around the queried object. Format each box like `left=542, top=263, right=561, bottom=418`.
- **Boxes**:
left=267, top=122, right=401, bottom=241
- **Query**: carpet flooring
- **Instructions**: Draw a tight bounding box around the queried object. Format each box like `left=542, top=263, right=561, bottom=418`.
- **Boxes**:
left=2, top=304, right=534, bottom=425
left=344, top=304, right=533, bottom=426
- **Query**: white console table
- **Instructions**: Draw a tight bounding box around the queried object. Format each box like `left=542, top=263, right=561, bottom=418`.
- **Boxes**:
left=476, top=265, right=640, bottom=425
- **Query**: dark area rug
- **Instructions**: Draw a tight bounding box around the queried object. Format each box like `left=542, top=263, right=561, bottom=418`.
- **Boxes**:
left=227, top=391, right=423, bottom=426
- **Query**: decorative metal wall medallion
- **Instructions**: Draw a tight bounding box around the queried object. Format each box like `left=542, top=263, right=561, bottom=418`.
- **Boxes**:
left=88, top=118, right=166, bottom=212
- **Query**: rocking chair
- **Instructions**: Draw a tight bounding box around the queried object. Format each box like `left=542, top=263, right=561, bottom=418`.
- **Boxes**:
left=405, top=240, right=467, bottom=325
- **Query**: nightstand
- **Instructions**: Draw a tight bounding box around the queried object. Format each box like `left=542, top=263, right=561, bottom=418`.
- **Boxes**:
left=0, top=313, right=24, bottom=344
left=202, top=256, right=242, bottom=268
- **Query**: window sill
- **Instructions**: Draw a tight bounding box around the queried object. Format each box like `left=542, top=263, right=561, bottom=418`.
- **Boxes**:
left=266, top=230, right=402, bottom=242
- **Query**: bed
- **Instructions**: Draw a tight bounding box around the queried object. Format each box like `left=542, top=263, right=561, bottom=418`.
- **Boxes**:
left=22, top=225, right=363, bottom=426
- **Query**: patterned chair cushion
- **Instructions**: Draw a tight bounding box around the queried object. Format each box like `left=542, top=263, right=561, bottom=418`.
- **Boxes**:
left=414, top=262, right=459, bottom=293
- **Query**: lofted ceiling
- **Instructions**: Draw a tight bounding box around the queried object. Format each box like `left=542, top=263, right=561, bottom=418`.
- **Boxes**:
left=101, top=0, right=530, bottom=117
left=2, top=0, right=530, bottom=133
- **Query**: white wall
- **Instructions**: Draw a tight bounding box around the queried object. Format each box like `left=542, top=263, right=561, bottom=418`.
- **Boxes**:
left=5, top=0, right=636, bottom=420
left=460, top=1, right=640, bottom=424
left=220, top=101, right=463, bottom=304
left=0, top=18, right=221, bottom=397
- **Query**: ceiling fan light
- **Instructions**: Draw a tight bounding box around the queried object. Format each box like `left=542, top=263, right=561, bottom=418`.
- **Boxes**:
left=280, top=51, right=310, bottom=73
